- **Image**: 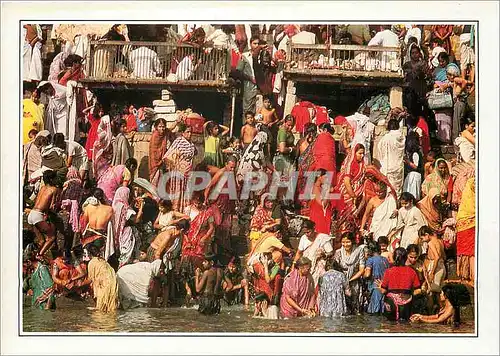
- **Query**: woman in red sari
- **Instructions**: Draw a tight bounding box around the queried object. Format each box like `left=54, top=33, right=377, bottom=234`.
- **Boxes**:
left=148, top=118, right=169, bottom=188
left=180, top=193, right=221, bottom=299
left=313, top=123, right=337, bottom=185
left=334, top=143, right=367, bottom=232
left=84, top=104, right=104, bottom=160
left=309, top=170, right=333, bottom=234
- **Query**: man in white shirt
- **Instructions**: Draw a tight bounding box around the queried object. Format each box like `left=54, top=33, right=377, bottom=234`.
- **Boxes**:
left=129, top=46, right=162, bottom=79
left=368, top=25, right=400, bottom=47
left=176, top=53, right=201, bottom=81
left=65, top=139, right=89, bottom=179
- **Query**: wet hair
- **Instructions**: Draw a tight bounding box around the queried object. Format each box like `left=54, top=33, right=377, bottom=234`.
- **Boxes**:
left=400, top=192, right=417, bottom=205
left=125, top=158, right=138, bottom=171
left=387, top=119, right=399, bottom=131
left=393, top=247, right=408, bottom=266
left=296, top=256, right=312, bottom=268
left=366, top=240, right=380, bottom=255
left=53, top=132, right=66, bottom=149
left=175, top=219, right=191, bottom=233
left=158, top=199, right=173, bottom=211
left=377, top=236, right=389, bottom=246
left=319, top=122, right=334, bottom=134
left=304, top=122, right=318, bottom=136
left=406, top=244, right=420, bottom=255
left=302, top=219, right=316, bottom=231
left=42, top=170, right=58, bottom=186
left=341, top=231, right=356, bottom=243
left=418, top=225, right=435, bottom=237
left=154, top=118, right=167, bottom=128
left=437, top=51, right=450, bottom=63
left=405, top=131, right=421, bottom=155
left=441, top=283, right=471, bottom=326
left=92, top=188, right=107, bottom=204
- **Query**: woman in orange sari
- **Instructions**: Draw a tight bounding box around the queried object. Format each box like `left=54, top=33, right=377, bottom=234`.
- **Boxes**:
left=417, top=188, right=443, bottom=233
left=456, top=177, right=475, bottom=287
left=149, top=118, right=169, bottom=188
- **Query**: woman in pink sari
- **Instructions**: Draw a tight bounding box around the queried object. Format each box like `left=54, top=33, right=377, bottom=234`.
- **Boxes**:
left=112, top=187, right=140, bottom=268
left=280, top=257, right=317, bottom=318
left=162, top=124, right=196, bottom=212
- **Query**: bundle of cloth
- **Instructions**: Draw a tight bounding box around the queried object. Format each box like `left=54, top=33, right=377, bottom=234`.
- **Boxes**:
left=357, top=93, right=391, bottom=125
left=291, top=101, right=331, bottom=134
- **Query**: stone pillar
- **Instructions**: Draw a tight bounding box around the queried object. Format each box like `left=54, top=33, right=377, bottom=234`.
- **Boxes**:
left=283, top=80, right=297, bottom=118
left=389, top=86, right=403, bottom=109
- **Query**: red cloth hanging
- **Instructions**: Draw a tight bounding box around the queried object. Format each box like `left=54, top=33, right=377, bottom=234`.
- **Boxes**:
left=291, top=101, right=315, bottom=133
left=313, top=105, right=329, bottom=126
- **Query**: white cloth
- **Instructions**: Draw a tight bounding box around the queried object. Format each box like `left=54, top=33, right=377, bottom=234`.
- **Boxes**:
left=368, top=29, right=399, bottom=47
left=40, top=82, right=70, bottom=139
left=277, top=30, right=317, bottom=52
left=404, top=27, right=422, bottom=45
left=403, top=171, right=422, bottom=201
left=66, top=140, right=89, bottom=171
left=129, top=47, right=162, bottom=79
left=394, top=206, right=427, bottom=249
left=346, top=113, right=375, bottom=164
left=66, top=80, right=79, bottom=142
left=205, top=29, right=230, bottom=48
left=369, top=194, right=397, bottom=241
left=176, top=55, right=195, bottom=81
left=298, top=233, right=333, bottom=286
left=377, top=129, right=406, bottom=197
left=454, top=136, right=475, bottom=163
left=430, top=46, right=447, bottom=68
left=23, top=25, right=43, bottom=81
left=117, top=260, right=162, bottom=309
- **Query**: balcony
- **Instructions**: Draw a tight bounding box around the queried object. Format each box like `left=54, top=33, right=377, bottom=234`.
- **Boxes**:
left=82, top=40, right=232, bottom=91
left=284, top=43, right=404, bottom=87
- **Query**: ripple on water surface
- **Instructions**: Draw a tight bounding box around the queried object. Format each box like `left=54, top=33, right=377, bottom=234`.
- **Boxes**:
left=22, top=298, right=475, bottom=334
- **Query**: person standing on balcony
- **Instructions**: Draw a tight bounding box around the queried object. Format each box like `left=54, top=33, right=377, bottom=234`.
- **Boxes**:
left=23, top=24, right=43, bottom=82
left=236, top=35, right=262, bottom=124
left=347, top=25, right=372, bottom=45
left=129, top=43, right=162, bottom=79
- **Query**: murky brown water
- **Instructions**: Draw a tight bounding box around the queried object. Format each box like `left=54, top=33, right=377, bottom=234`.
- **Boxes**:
left=22, top=297, right=475, bottom=334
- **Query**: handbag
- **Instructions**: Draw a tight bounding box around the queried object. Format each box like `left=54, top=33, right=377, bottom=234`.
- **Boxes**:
left=427, top=89, right=453, bottom=110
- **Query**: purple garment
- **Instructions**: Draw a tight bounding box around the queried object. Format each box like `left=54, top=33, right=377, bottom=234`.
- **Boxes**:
left=280, top=269, right=316, bottom=318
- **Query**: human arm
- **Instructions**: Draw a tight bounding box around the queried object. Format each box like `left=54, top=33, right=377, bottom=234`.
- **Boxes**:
left=51, top=264, right=67, bottom=287
left=153, top=214, right=162, bottom=230
left=195, top=269, right=208, bottom=294
left=412, top=306, right=454, bottom=323
left=343, top=176, right=356, bottom=199
left=69, top=265, right=87, bottom=283
left=204, top=169, right=224, bottom=202
left=219, top=124, right=230, bottom=137
left=461, top=130, right=475, bottom=145
left=199, top=221, right=215, bottom=247
left=360, top=198, right=374, bottom=233
left=134, top=200, right=144, bottom=224
left=349, top=264, right=365, bottom=282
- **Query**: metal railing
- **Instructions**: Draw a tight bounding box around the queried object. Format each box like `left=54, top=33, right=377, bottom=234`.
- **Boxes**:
left=86, top=41, right=231, bottom=83
left=286, top=43, right=403, bottom=75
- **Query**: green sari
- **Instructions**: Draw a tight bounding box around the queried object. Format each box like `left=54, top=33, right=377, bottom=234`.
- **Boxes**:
left=30, top=263, right=56, bottom=310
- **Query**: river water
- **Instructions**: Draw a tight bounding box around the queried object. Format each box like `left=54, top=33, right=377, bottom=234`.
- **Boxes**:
left=23, top=297, right=475, bottom=334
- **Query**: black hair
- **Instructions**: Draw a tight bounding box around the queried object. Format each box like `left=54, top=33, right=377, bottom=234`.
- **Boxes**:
left=418, top=225, right=435, bottom=237
left=319, top=122, right=335, bottom=134
left=387, top=119, right=399, bottom=131
left=461, top=116, right=475, bottom=131
left=63, top=54, right=83, bottom=68
left=153, top=118, right=167, bottom=128
left=158, top=199, right=173, bottom=211
left=304, top=122, right=318, bottom=136
left=175, top=219, right=191, bottom=233
left=250, top=35, right=261, bottom=44
left=405, top=131, right=421, bottom=155
left=366, top=240, right=380, bottom=255
left=92, top=188, right=107, bottom=204
left=406, top=113, right=418, bottom=127
left=28, top=129, right=39, bottom=138
left=245, top=111, right=255, bottom=118
left=262, top=94, right=273, bottom=102
left=255, top=291, right=270, bottom=303
left=86, top=244, right=101, bottom=258
left=302, top=219, right=316, bottom=231
left=407, top=36, right=418, bottom=45
left=406, top=244, right=420, bottom=255
left=393, top=247, right=408, bottom=267
left=53, top=132, right=66, bottom=150
left=437, top=51, right=450, bottom=63
left=125, top=158, right=138, bottom=171
left=341, top=231, right=356, bottom=243
left=377, top=236, right=389, bottom=246
left=441, top=283, right=471, bottom=326
left=177, top=122, right=189, bottom=133
left=42, top=170, right=58, bottom=186
left=139, top=243, right=149, bottom=253
left=284, top=114, right=295, bottom=123
left=400, top=192, right=417, bottom=205
left=226, top=155, right=238, bottom=164
left=205, top=121, right=219, bottom=135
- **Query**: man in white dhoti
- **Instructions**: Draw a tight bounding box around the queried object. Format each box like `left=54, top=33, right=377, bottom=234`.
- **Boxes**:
left=377, top=119, right=406, bottom=197
left=23, top=24, right=43, bottom=82
left=360, top=182, right=398, bottom=241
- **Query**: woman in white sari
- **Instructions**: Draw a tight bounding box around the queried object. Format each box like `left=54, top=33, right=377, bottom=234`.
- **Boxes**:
left=117, top=259, right=163, bottom=309
left=377, top=119, right=406, bottom=197
left=292, top=220, right=334, bottom=288
left=333, top=232, right=365, bottom=315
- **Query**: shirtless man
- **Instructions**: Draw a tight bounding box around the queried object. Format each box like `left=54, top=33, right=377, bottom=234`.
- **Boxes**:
left=81, top=188, right=114, bottom=250
left=257, top=96, right=280, bottom=127
left=360, top=182, right=397, bottom=241
left=25, top=170, right=61, bottom=258
left=240, top=111, right=258, bottom=150
left=195, top=252, right=225, bottom=315
left=147, top=219, right=190, bottom=262
left=418, top=225, right=446, bottom=312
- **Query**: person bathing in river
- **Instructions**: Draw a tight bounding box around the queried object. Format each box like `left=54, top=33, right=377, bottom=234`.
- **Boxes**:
left=222, top=257, right=250, bottom=308
left=360, top=182, right=397, bottom=242
left=86, top=244, right=118, bottom=313
left=153, top=199, right=190, bottom=233
left=23, top=243, right=56, bottom=310
left=411, top=283, right=471, bottom=327
left=195, top=252, right=226, bottom=315
left=253, top=292, right=280, bottom=319
left=25, top=170, right=61, bottom=259
left=280, top=257, right=317, bottom=319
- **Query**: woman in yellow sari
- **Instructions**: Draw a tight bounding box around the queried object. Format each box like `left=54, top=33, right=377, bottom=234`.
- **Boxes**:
left=23, top=89, right=44, bottom=144
left=87, top=245, right=118, bottom=312
left=456, top=177, right=475, bottom=287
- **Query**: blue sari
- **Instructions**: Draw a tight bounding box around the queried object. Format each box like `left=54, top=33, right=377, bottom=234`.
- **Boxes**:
left=365, top=255, right=389, bottom=314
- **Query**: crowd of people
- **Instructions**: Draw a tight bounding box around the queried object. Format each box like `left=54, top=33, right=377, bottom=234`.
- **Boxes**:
left=22, top=23, right=475, bottom=328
